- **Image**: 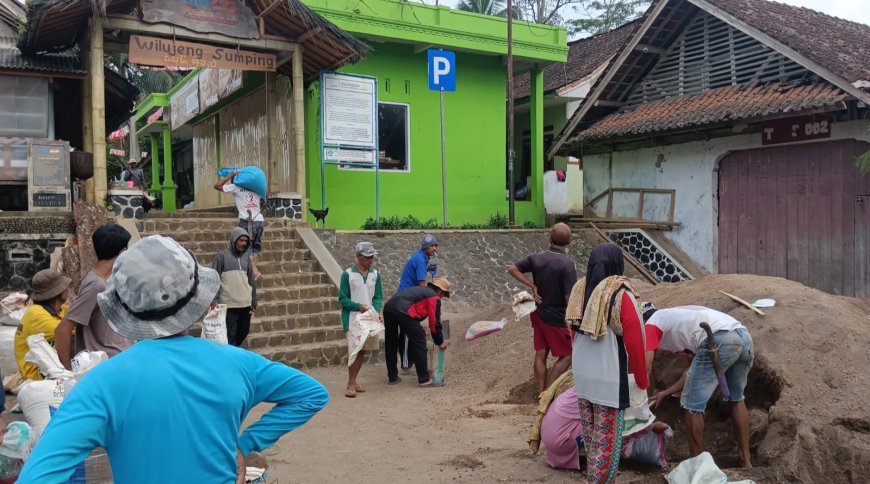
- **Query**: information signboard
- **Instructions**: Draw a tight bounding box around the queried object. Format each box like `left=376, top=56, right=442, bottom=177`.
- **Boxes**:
left=321, top=73, right=377, bottom=150
left=27, top=139, right=70, bottom=211
left=142, top=0, right=259, bottom=39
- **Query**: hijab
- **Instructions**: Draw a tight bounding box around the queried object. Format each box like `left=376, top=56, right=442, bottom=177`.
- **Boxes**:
left=583, top=243, right=625, bottom=309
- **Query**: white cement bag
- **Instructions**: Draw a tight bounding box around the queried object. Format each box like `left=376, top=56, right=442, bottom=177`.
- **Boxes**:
left=201, top=304, right=228, bottom=344
left=24, top=334, right=72, bottom=380
left=347, top=309, right=384, bottom=366
left=0, top=292, right=26, bottom=326
left=17, top=379, right=67, bottom=437
left=665, top=451, right=756, bottom=484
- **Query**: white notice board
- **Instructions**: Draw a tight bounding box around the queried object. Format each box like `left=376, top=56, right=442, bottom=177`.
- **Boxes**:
left=321, top=73, right=377, bottom=149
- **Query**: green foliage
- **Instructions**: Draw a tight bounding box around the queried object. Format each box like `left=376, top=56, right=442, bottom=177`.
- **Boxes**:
left=104, top=53, right=187, bottom=100
left=361, top=215, right=440, bottom=230
left=455, top=0, right=518, bottom=18
left=523, top=220, right=541, bottom=229
left=487, top=212, right=509, bottom=229
left=857, top=150, right=870, bottom=172
left=568, top=0, right=650, bottom=38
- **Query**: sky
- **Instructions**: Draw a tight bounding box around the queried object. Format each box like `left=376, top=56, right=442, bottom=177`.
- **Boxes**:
left=435, top=0, right=870, bottom=34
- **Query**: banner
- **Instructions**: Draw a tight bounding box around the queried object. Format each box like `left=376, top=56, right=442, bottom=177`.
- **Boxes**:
left=129, top=35, right=276, bottom=72
left=142, top=0, right=259, bottom=39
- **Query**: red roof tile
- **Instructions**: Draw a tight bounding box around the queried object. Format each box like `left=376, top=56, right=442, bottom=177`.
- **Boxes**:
left=571, top=82, right=846, bottom=143
left=513, top=20, right=640, bottom=100
left=708, top=0, right=870, bottom=84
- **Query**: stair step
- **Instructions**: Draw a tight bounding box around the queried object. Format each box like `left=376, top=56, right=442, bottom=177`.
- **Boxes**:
left=141, top=219, right=299, bottom=233
left=250, top=311, right=341, bottom=333
left=256, top=272, right=331, bottom=287
left=254, top=341, right=383, bottom=369
left=178, top=239, right=306, bottom=254
left=257, top=284, right=336, bottom=301
left=244, top=327, right=346, bottom=350
left=142, top=228, right=298, bottom=244
left=257, top=296, right=340, bottom=317
left=195, top=248, right=312, bottom=265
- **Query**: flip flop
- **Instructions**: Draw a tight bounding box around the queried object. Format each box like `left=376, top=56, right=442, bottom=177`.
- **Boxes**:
left=419, top=379, right=444, bottom=388
left=345, top=388, right=356, bottom=398
left=354, top=385, right=365, bottom=393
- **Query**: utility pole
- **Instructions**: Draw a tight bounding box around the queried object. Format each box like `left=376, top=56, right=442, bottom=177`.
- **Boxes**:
left=507, top=0, right=516, bottom=225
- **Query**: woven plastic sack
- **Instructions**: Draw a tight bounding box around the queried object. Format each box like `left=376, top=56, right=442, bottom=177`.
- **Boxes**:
left=17, top=380, right=66, bottom=436
left=24, top=334, right=72, bottom=380
left=465, top=319, right=508, bottom=341
left=0, top=293, right=26, bottom=327
left=201, top=305, right=229, bottom=345
left=622, top=426, right=673, bottom=468
left=218, top=166, right=266, bottom=198
left=347, top=309, right=384, bottom=366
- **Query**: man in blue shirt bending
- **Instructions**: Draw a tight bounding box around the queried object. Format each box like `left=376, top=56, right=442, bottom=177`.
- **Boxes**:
left=395, top=233, right=439, bottom=372
left=18, top=235, right=329, bottom=484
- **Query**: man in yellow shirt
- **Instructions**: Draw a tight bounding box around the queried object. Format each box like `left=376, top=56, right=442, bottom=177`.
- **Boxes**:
left=15, top=269, right=71, bottom=380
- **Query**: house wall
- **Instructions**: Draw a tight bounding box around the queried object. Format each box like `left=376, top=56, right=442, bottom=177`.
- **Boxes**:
left=582, top=119, right=870, bottom=272
left=306, top=43, right=537, bottom=229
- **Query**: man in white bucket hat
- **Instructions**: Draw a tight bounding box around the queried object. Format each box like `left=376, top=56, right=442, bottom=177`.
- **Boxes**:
left=19, top=235, right=329, bottom=483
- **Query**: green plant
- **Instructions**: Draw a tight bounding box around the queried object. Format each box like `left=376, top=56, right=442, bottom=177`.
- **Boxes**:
left=523, top=220, right=540, bottom=229
left=486, top=212, right=509, bottom=229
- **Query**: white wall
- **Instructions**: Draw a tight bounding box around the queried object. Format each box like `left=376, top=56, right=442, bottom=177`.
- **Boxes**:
left=583, top=119, right=870, bottom=272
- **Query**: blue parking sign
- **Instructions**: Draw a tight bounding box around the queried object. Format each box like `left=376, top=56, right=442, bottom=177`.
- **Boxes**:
left=428, top=50, right=456, bottom=92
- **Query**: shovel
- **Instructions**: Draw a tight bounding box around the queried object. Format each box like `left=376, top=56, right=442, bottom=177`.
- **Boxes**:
left=699, top=322, right=730, bottom=399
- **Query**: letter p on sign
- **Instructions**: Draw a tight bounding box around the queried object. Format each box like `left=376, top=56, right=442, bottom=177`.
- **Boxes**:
left=428, top=49, right=456, bottom=92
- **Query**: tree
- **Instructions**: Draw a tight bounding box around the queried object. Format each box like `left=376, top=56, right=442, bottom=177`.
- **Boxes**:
left=105, top=53, right=186, bottom=100
left=569, top=0, right=650, bottom=37
left=515, top=0, right=581, bottom=25
left=455, top=0, right=515, bottom=17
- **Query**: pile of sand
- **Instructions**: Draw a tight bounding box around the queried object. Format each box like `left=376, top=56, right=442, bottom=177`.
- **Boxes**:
left=444, top=274, right=870, bottom=482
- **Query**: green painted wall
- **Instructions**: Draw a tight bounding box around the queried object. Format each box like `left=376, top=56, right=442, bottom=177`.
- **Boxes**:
left=306, top=43, right=545, bottom=229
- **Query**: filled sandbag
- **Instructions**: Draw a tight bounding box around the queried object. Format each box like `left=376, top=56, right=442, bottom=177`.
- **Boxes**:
left=17, top=380, right=67, bottom=437
left=201, top=304, right=228, bottom=345
left=465, top=319, right=508, bottom=341
left=0, top=293, right=26, bottom=327
left=218, top=166, right=266, bottom=198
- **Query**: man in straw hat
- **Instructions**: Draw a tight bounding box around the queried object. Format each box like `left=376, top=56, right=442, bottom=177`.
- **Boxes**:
left=19, top=235, right=329, bottom=483
left=15, top=269, right=72, bottom=380
left=383, top=277, right=451, bottom=387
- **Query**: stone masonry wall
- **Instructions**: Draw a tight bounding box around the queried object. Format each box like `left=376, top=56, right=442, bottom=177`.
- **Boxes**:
left=324, top=229, right=638, bottom=312
left=0, top=215, right=75, bottom=290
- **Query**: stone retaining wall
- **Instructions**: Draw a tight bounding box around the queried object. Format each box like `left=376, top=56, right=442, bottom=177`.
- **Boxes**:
left=323, top=229, right=635, bottom=311
left=0, top=214, right=75, bottom=290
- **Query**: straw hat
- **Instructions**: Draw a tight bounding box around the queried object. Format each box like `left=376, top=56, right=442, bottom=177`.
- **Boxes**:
left=30, top=269, right=71, bottom=302
left=429, top=277, right=452, bottom=298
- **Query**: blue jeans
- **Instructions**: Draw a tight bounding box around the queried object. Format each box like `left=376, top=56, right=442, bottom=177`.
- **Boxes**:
left=681, top=328, right=753, bottom=413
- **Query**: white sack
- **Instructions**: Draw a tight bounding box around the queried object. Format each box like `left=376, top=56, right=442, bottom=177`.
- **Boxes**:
left=17, top=380, right=67, bottom=437
left=24, top=334, right=72, bottom=380
left=201, top=304, right=228, bottom=344
left=512, top=291, right=537, bottom=321
left=347, top=309, right=384, bottom=367
left=666, top=451, right=756, bottom=484
left=0, top=292, right=26, bottom=326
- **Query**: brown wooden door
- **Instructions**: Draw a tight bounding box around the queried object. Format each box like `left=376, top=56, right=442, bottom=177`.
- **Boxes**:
left=718, top=139, right=870, bottom=297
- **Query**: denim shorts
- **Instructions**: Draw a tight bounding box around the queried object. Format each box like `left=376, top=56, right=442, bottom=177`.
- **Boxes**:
left=681, top=328, right=754, bottom=413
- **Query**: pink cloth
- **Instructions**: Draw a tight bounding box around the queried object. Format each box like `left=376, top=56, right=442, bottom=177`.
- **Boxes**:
left=541, top=387, right=583, bottom=470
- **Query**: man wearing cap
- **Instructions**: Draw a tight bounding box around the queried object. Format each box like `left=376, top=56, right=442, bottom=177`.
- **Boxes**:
left=15, top=269, right=72, bottom=380
left=19, top=235, right=330, bottom=483
left=338, top=241, right=383, bottom=398
left=395, top=233, right=439, bottom=372
left=383, top=277, right=451, bottom=387
left=508, top=223, right=577, bottom=394
left=211, top=227, right=257, bottom=347
left=56, top=224, right=134, bottom=370
left=122, top=159, right=146, bottom=189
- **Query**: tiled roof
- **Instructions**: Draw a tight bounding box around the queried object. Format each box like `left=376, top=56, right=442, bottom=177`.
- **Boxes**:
left=513, top=20, right=640, bottom=100
left=571, top=82, right=847, bottom=143
left=0, top=47, right=85, bottom=75
left=707, top=0, right=870, bottom=84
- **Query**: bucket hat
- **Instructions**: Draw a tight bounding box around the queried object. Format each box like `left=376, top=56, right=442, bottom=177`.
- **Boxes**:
left=97, top=235, right=219, bottom=340
left=428, top=277, right=452, bottom=298
left=356, top=241, right=377, bottom=257
left=30, top=269, right=71, bottom=302
left=421, top=234, right=438, bottom=250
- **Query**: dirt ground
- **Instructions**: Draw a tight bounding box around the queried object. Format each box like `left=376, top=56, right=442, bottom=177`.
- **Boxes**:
left=244, top=274, right=870, bottom=483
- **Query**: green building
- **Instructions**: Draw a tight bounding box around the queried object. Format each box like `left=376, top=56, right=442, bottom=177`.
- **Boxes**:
left=302, top=0, right=567, bottom=228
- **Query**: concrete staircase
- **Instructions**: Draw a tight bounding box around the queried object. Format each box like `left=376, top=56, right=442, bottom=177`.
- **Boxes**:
left=139, top=212, right=371, bottom=369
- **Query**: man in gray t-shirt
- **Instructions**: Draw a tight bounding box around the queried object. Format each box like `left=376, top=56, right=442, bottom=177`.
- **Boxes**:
left=56, top=224, right=134, bottom=369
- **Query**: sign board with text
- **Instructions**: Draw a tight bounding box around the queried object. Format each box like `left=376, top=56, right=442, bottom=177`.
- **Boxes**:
left=761, top=114, right=834, bottom=146
left=129, top=35, right=276, bottom=72
left=27, top=139, right=70, bottom=211
left=321, top=72, right=378, bottom=165
left=169, top=79, right=200, bottom=130
left=142, top=0, right=259, bottom=39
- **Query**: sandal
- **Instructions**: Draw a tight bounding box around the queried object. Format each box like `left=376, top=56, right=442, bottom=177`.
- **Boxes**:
left=354, top=385, right=365, bottom=393
left=345, top=388, right=357, bottom=398
left=419, top=379, right=444, bottom=388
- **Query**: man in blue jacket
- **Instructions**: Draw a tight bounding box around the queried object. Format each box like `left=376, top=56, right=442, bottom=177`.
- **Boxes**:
left=395, top=233, right=439, bottom=372
left=18, top=235, right=329, bottom=484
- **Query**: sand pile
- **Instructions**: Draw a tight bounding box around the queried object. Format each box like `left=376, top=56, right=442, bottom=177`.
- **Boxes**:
left=444, top=274, right=870, bottom=482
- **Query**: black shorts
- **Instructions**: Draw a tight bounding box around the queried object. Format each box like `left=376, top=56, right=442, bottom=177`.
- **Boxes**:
left=238, top=219, right=264, bottom=254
